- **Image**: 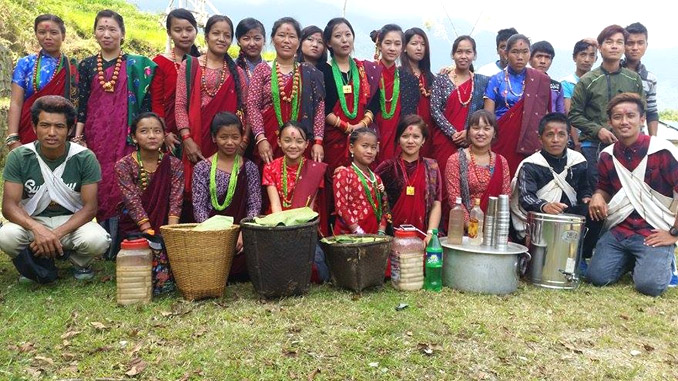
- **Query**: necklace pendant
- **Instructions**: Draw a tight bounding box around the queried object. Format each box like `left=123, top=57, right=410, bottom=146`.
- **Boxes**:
left=406, top=186, right=415, bottom=196
left=342, top=84, right=352, bottom=94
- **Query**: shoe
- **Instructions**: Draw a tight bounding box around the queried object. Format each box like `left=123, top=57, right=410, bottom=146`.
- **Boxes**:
left=669, top=273, right=678, bottom=288
left=73, top=267, right=94, bottom=281
left=18, top=275, right=35, bottom=284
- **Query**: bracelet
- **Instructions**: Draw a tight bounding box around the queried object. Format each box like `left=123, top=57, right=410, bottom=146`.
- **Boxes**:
left=342, top=121, right=351, bottom=133
left=314, top=138, right=323, bottom=146
left=426, top=229, right=434, bottom=235
left=71, top=135, right=86, bottom=143
left=334, top=117, right=342, bottom=128
left=181, top=134, right=192, bottom=141
left=256, top=137, right=268, bottom=145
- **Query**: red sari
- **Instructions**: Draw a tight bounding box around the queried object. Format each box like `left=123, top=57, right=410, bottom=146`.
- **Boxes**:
left=375, top=64, right=402, bottom=164
left=151, top=55, right=179, bottom=135
left=493, top=98, right=526, bottom=176
left=417, top=75, right=434, bottom=158
left=19, top=57, right=78, bottom=144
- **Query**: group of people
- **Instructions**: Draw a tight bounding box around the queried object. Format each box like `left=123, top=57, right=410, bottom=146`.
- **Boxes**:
left=2, top=9, right=677, bottom=297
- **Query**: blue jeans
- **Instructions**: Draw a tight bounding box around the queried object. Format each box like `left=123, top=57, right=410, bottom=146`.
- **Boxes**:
left=587, top=231, right=673, bottom=296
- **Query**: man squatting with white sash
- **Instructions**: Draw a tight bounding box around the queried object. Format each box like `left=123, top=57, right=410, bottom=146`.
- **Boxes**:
left=510, top=113, right=593, bottom=256
left=0, top=96, right=111, bottom=283
left=587, top=93, right=678, bottom=297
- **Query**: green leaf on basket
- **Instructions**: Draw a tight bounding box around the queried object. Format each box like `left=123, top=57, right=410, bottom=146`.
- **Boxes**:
left=193, top=215, right=234, bottom=231
left=251, top=207, right=318, bottom=227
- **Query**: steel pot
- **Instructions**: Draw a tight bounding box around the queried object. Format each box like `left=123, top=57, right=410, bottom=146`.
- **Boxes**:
left=441, top=237, right=529, bottom=295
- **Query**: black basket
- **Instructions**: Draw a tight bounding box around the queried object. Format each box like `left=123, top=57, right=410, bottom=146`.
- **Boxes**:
left=241, top=217, right=318, bottom=298
left=320, top=234, right=393, bottom=292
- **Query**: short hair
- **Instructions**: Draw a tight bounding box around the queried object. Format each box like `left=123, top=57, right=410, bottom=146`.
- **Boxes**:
left=505, top=34, right=530, bottom=52
left=531, top=41, right=555, bottom=59
left=572, top=38, right=598, bottom=59
left=278, top=121, right=307, bottom=140
left=625, top=22, right=648, bottom=39
left=538, top=113, right=570, bottom=135
left=496, top=28, right=518, bottom=48
left=210, top=111, right=243, bottom=136
left=597, top=25, right=628, bottom=46
left=606, top=93, right=646, bottom=119
left=466, top=110, right=498, bottom=137
left=131, top=112, right=165, bottom=135
left=395, top=114, right=429, bottom=143
left=34, top=14, right=66, bottom=35
left=30, top=95, right=76, bottom=128
left=94, top=9, right=125, bottom=35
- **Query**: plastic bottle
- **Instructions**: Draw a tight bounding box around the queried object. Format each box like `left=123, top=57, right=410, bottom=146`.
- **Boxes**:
left=447, top=197, right=465, bottom=245
left=391, top=230, right=425, bottom=291
left=116, top=238, right=152, bottom=305
left=468, top=198, right=484, bottom=246
left=424, top=229, right=443, bottom=292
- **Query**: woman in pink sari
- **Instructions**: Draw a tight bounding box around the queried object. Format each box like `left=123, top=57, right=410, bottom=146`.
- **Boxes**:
left=75, top=9, right=156, bottom=258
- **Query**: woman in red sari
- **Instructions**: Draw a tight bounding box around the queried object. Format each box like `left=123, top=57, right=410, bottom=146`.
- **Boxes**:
left=446, top=110, right=511, bottom=225
left=248, top=17, right=325, bottom=166
left=400, top=28, right=434, bottom=158
left=320, top=17, right=380, bottom=175
left=430, top=35, right=490, bottom=231
left=370, top=24, right=419, bottom=165
left=115, top=112, right=183, bottom=294
left=75, top=10, right=156, bottom=258
left=376, top=115, right=441, bottom=245
left=175, top=14, right=247, bottom=221
left=484, top=34, right=551, bottom=176
left=150, top=8, right=199, bottom=154
left=7, top=14, right=78, bottom=149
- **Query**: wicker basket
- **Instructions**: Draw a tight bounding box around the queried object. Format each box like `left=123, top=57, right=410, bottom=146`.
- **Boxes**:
left=160, top=223, right=239, bottom=300
left=320, top=235, right=393, bottom=292
left=241, top=217, right=318, bottom=298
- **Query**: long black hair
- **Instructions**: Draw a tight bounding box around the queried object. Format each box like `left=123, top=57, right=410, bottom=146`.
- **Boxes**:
left=166, top=8, right=200, bottom=57
left=452, top=35, right=477, bottom=73
left=401, top=27, right=433, bottom=88
left=131, top=112, right=166, bottom=135
left=235, top=17, right=265, bottom=71
left=205, top=15, right=244, bottom=113
left=370, top=24, right=404, bottom=60
left=34, top=14, right=66, bottom=35
left=210, top=111, right=243, bottom=136
left=323, top=17, right=355, bottom=57
left=297, top=25, right=328, bottom=65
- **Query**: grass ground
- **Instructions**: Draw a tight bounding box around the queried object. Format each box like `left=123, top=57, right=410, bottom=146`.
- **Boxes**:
left=0, top=256, right=677, bottom=380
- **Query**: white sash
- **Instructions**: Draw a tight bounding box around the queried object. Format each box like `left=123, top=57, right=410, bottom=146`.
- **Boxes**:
left=510, top=149, right=586, bottom=238
left=604, top=137, right=678, bottom=232
left=21, top=142, right=88, bottom=216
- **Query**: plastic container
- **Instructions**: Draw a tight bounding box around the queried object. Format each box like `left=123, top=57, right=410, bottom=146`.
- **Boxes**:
left=116, top=238, right=152, bottom=305
left=468, top=198, right=484, bottom=246
left=447, top=197, right=465, bottom=245
left=390, top=230, right=425, bottom=291
left=424, top=229, right=443, bottom=292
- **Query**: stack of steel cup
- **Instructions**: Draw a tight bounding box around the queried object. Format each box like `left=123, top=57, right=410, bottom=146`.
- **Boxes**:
left=482, top=197, right=497, bottom=247
left=494, top=195, right=510, bottom=250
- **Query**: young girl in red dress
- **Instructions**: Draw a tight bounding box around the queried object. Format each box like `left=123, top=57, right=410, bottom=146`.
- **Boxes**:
left=333, top=128, right=389, bottom=235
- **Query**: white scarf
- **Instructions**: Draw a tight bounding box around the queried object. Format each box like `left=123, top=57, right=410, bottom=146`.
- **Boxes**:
left=510, top=149, right=586, bottom=239
left=21, top=142, right=88, bottom=216
left=604, top=137, right=678, bottom=233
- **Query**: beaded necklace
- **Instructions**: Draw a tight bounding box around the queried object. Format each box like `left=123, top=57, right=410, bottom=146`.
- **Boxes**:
left=331, top=58, right=360, bottom=119
left=136, top=150, right=163, bottom=191
left=97, top=51, right=123, bottom=93
left=32, top=51, right=62, bottom=93
left=469, top=148, right=494, bottom=184
left=416, top=73, right=431, bottom=98
left=502, top=67, right=525, bottom=109
left=379, top=67, right=400, bottom=120
left=271, top=59, right=301, bottom=127
left=201, top=56, right=228, bottom=98
left=210, top=154, right=241, bottom=211
left=281, top=156, right=304, bottom=208
left=352, top=162, right=382, bottom=221
left=170, top=47, right=181, bottom=73
left=452, top=70, right=474, bottom=107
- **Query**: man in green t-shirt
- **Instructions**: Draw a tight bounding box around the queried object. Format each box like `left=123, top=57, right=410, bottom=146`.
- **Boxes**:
left=0, top=96, right=110, bottom=283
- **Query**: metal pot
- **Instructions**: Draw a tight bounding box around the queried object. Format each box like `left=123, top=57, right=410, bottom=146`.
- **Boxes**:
left=441, top=237, right=529, bottom=295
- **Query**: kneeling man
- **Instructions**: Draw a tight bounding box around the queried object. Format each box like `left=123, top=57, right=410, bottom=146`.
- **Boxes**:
left=0, top=96, right=110, bottom=283
left=510, top=112, right=591, bottom=241
left=587, top=93, right=678, bottom=296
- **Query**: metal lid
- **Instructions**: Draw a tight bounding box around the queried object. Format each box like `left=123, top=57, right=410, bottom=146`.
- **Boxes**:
left=527, top=212, right=585, bottom=223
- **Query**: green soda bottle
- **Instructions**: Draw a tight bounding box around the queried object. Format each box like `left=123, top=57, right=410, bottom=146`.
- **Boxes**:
left=424, top=229, right=443, bottom=292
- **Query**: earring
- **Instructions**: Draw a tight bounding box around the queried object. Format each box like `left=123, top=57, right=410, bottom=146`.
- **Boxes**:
left=373, top=44, right=380, bottom=61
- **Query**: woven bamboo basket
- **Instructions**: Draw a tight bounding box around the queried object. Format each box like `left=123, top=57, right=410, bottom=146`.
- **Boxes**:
left=160, top=223, right=239, bottom=300
left=320, top=234, right=393, bottom=292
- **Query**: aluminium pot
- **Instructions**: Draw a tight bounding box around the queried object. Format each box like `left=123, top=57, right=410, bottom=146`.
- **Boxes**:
left=441, top=237, right=529, bottom=295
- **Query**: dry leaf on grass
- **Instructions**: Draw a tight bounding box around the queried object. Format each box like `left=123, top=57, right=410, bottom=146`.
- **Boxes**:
left=559, top=340, right=584, bottom=354
left=91, top=322, right=108, bottom=330
left=125, top=357, right=148, bottom=377
left=643, top=344, right=655, bottom=352
left=100, top=275, right=113, bottom=282
left=308, top=368, right=321, bottom=380
left=417, top=343, right=442, bottom=356
left=62, top=352, right=76, bottom=361
left=18, top=342, right=36, bottom=353
left=60, top=330, right=81, bottom=339
left=34, top=356, right=54, bottom=366
left=283, top=349, right=298, bottom=358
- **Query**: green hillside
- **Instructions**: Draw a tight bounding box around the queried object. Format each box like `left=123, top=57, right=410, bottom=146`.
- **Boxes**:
left=0, top=0, right=167, bottom=61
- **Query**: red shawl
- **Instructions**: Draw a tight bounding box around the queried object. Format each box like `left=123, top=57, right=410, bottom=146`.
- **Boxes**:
left=479, top=156, right=505, bottom=213
left=390, top=159, right=428, bottom=232
left=255, top=72, right=296, bottom=166
left=375, top=64, right=402, bottom=164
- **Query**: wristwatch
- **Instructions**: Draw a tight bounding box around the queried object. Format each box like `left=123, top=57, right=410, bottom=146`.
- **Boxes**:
left=669, top=227, right=678, bottom=237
